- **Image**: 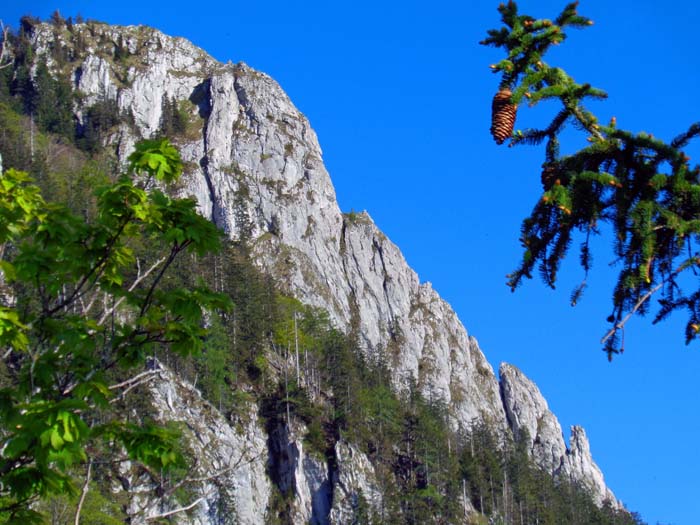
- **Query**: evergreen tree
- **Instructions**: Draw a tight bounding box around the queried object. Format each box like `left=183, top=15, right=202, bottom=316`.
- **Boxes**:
left=482, top=1, right=700, bottom=357
left=76, top=97, right=120, bottom=153
left=10, top=27, right=34, bottom=112
left=50, top=10, right=66, bottom=28
left=30, top=60, right=74, bottom=140
left=159, top=95, right=187, bottom=138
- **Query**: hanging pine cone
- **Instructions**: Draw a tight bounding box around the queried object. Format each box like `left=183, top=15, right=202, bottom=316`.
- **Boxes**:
left=490, top=88, right=517, bottom=145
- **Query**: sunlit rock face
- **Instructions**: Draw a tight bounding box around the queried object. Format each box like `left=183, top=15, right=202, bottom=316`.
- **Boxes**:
left=120, top=362, right=381, bottom=524
left=499, top=363, right=620, bottom=508
left=25, top=20, right=621, bottom=520
left=144, top=365, right=272, bottom=525
left=31, top=19, right=507, bottom=430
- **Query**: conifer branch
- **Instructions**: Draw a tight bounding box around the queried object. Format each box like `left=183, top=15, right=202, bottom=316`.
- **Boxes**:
left=484, top=1, right=700, bottom=356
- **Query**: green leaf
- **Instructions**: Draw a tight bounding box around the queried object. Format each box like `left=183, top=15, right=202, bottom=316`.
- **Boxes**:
left=50, top=430, right=64, bottom=450
left=127, top=138, right=183, bottom=183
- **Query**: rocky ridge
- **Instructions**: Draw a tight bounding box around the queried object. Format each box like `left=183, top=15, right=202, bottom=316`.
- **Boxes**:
left=24, top=20, right=622, bottom=520
left=499, top=363, right=617, bottom=507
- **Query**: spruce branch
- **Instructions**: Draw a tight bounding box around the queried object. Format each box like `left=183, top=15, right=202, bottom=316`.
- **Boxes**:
left=671, top=122, right=700, bottom=149
left=484, top=1, right=700, bottom=357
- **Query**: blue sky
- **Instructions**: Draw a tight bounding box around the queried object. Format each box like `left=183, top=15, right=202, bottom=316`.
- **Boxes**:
left=6, top=1, right=700, bottom=523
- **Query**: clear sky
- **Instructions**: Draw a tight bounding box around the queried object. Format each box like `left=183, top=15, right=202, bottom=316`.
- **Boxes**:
left=6, top=1, right=700, bottom=523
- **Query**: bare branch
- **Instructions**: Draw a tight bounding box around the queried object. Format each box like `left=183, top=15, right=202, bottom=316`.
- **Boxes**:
left=0, top=22, right=12, bottom=71
left=162, top=448, right=261, bottom=499
left=132, top=445, right=261, bottom=521
left=96, top=256, right=167, bottom=324
left=74, top=457, right=92, bottom=525
left=139, top=245, right=186, bottom=318
left=47, top=217, right=133, bottom=316
left=143, top=496, right=207, bottom=521
left=108, top=369, right=163, bottom=404
left=61, top=365, right=162, bottom=398
left=108, top=369, right=162, bottom=390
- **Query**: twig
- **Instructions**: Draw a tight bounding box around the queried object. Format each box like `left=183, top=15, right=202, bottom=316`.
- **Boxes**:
left=47, top=217, right=132, bottom=316
left=144, top=496, right=207, bottom=521
left=62, top=365, right=161, bottom=398
left=109, top=377, right=159, bottom=403
left=74, top=457, right=92, bottom=525
left=600, top=257, right=700, bottom=344
left=108, top=369, right=162, bottom=390
left=97, top=256, right=166, bottom=324
left=139, top=244, right=185, bottom=318
left=168, top=449, right=260, bottom=489
left=108, top=369, right=163, bottom=404
left=132, top=445, right=261, bottom=520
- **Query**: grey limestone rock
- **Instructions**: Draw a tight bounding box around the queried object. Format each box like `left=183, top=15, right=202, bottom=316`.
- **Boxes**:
left=329, top=442, right=383, bottom=524
left=499, top=363, right=620, bottom=508
left=564, top=425, right=619, bottom=508
left=142, top=364, right=271, bottom=525
left=267, top=418, right=332, bottom=525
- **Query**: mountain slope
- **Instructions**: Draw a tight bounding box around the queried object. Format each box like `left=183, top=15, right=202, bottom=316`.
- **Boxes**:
left=0, top=18, right=632, bottom=523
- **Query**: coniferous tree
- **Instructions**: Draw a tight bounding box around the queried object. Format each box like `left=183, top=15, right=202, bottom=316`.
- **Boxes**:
left=76, top=97, right=120, bottom=153
left=10, top=27, right=34, bottom=112
left=23, top=60, right=74, bottom=140
left=159, top=95, right=187, bottom=138
left=50, top=10, right=65, bottom=28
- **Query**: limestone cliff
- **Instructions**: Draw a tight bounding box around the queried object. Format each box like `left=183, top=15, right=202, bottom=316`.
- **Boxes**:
left=29, top=19, right=506, bottom=432
left=499, top=363, right=619, bottom=507
left=16, top=20, right=623, bottom=520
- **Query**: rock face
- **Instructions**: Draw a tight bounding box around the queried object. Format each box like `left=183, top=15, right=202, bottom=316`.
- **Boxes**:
left=143, top=364, right=272, bottom=525
left=129, top=361, right=383, bottom=524
left=499, top=363, right=619, bottom=507
left=265, top=418, right=333, bottom=525
left=329, top=442, right=384, bottom=524
left=22, top=21, right=622, bottom=520
left=30, top=20, right=506, bottom=430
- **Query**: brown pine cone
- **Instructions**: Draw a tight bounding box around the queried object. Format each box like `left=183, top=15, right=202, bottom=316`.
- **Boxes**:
left=490, top=88, right=517, bottom=145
